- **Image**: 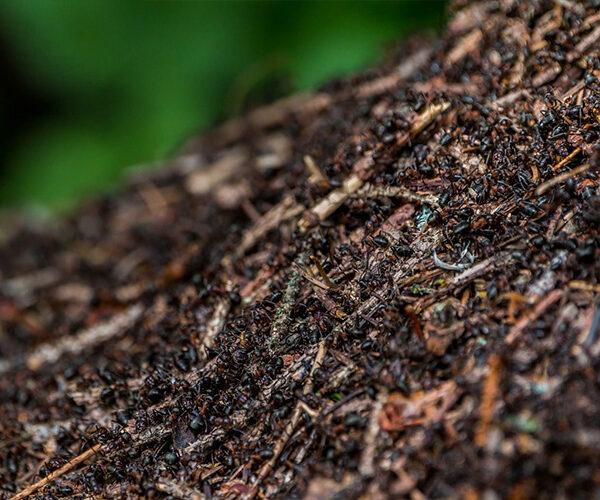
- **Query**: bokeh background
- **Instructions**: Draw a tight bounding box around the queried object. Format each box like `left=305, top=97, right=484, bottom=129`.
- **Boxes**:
left=0, top=1, right=446, bottom=212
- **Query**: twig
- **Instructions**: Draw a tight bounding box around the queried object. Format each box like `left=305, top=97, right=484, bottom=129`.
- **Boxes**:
left=298, top=168, right=367, bottom=232
left=316, top=389, right=366, bottom=421
left=11, top=444, right=102, bottom=500
left=474, top=355, right=502, bottom=447
left=359, top=390, right=387, bottom=476
left=356, top=46, right=432, bottom=98
left=184, top=428, right=227, bottom=456
left=319, top=365, right=356, bottom=394
left=536, top=163, right=591, bottom=195
left=505, top=289, right=564, bottom=344
left=545, top=204, right=563, bottom=239
left=561, top=80, right=585, bottom=100
left=243, top=340, right=327, bottom=500
left=446, top=29, right=483, bottom=66
left=448, top=253, right=506, bottom=290
left=185, top=148, right=247, bottom=195
left=491, top=89, right=530, bottom=109
left=532, top=64, right=561, bottom=87
left=234, top=196, right=304, bottom=259
left=298, top=101, right=450, bottom=232
left=551, top=147, right=581, bottom=172
left=416, top=252, right=509, bottom=313
left=569, top=280, right=600, bottom=293
left=293, top=262, right=331, bottom=291
left=310, top=256, right=333, bottom=288
left=156, top=480, right=204, bottom=500
left=304, top=155, right=326, bottom=183
left=583, top=307, right=600, bottom=348
left=433, top=250, right=469, bottom=272
left=21, top=304, right=143, bottom=373
left=294, top=429, right=317, bottom=464
left=409, top=101, right=451, bottom=137
left=298, top=400, right=318, bottom=418
left=361, top=184, right=439, bottom=206
left=567, top=24, right=600, bottom=62
left=2, top=268, right=60, bottom=302
left=198, top=296, right=230, bottom=356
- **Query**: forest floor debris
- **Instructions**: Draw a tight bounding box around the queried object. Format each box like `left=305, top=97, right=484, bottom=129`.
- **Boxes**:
left=1, top=0, right=600, bottom=498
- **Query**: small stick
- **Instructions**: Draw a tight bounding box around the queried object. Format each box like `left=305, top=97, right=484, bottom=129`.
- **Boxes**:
left=433, top=250, right=469, bottom=272
left=536, top=163, right=590, bottom=195
left=551, top=147, right=581, bottom=172
left=294, top=429, right=317, bottom=464
left=583, top=11, right=600, bottom=26
left=553, top=208, right=575, bottom=234
left=304, top=155, right=326, bottom=182
left=359, top=390, right=387, bottom=476
left=293, top=262, right=330, bottom=291
left=405, top=305, right=424, bottom=340
left=361, top=184, right=439, bottom=206
left=561, top=80, right=585, bottom=100
left=567, top=24, right=600, bottom=62
left=505, top=289, right=563, bottom=344
left=185, top=148, right=247, bottom=195
left=234, top=196, right=304, bottom=259
left=545, top=204, right=563, bottom=239
left=316, top=389, right=366, bottom=421
left=583, top=307, right=600, bottom=348
left=310, top=256, right=333, bottom=288
left=299, top=170, right=366, bottom=232
left=298, top=400, right=318, bottom=418
left=491, top=89, right=529, bottom=109
left=474, top=355, right=501, bottom=448
left=319, top=366, right=356, bottom=394
left=198, top=295, right=230, bottom=356
left=11, top=444, right=102, bottom=500
left=243, top=340, right=327, bottom=500
left=156, top=480, right=203, bottom=500
left=416, top=252, right=508, bottom=313
left=569, top=280, right=600, bottom=293
left=409, top=101, right=451, bottom=137
left=446, top=29, right=483, bottom=66
left=21, top=304, right=143, bottom=373
left=532, top=64, right=561, bottom=87
left=356, top=46, right=432, bottom=98
left=299, top=102, right=449, bottom=231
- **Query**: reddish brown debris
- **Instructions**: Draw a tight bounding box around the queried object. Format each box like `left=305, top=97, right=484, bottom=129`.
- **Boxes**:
left=1, top=0, right=600, bottom=498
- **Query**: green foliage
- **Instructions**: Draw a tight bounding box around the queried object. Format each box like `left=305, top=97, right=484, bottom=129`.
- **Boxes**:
left=0, top=1, right=446, bottom=210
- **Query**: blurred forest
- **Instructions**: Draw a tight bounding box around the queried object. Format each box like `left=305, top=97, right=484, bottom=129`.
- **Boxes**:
left=0, top=1, right=446, bottom=211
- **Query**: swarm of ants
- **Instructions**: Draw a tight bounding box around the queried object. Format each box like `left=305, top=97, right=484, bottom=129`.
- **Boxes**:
left=1, top=1, right=600, bottom=498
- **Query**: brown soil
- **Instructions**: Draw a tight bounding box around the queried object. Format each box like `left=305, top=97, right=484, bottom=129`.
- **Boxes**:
left=1, top=1, right=600, bottom=498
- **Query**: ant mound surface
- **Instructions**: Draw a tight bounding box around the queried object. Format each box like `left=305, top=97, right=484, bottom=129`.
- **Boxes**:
left=2, top=1, right=600, bottom=498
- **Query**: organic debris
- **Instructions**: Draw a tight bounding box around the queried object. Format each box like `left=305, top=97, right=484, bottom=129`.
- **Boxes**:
left=1, top=0, right=600, bottom=498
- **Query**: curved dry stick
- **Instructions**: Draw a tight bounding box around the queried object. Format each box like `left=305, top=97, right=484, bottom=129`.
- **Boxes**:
left=298, top=101, right=450, bottom=232
left=505, top=289, right=564, bottom=345
left=11, top=444, right=102, bottom=500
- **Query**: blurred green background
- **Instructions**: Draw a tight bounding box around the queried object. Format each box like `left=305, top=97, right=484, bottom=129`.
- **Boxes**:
left=0, top=1, right=446, bottom=212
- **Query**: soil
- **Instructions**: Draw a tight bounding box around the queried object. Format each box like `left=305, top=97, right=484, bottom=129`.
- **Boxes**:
left=1, top=1, right=600, bottom=498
